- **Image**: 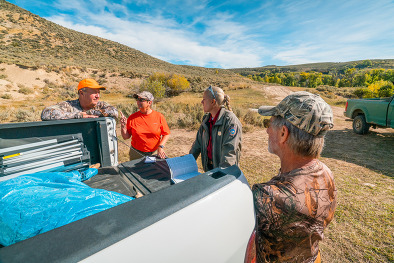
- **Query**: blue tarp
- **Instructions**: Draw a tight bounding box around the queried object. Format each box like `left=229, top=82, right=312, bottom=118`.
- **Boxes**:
left=0, top=169, right=133, bottom=246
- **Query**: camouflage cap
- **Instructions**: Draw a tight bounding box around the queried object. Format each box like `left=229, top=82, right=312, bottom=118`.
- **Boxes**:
left=133, top=91, right=154, bottom=101
left=258, top=91, right=334, bottom=136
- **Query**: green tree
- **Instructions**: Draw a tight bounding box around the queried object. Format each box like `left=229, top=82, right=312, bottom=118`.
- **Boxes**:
left=362, top=60, right=373, bottom=68
left=356, top=60, right=372, bottom=69
left=282, top=73, right=297, bottom=86
left=322, top=74, right=335, bottom=86
left=272, top=73, right=282, bottom=84
left=377, top=81, right=394, bottom=97
left=307, top=72, right=323, bottom=88
left=338, top=78, right=352, bottom=88
left=382, top=69, right=394, bottom=83
left=353, top=71, right=371, bottom=87
left=299, top=72, right=309, bottom=87
left=369, top=68, right=385, bottom=84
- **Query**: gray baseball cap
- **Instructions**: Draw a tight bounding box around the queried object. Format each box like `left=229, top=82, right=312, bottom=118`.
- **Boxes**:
left=257, top=91, right=334, bottom=136
left=133, top=91, right=154, bottom=101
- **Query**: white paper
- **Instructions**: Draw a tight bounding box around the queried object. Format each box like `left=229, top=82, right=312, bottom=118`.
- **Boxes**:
left=144, top=156, right=156, bottom=163
left=166, top=154, right=200, bottom=183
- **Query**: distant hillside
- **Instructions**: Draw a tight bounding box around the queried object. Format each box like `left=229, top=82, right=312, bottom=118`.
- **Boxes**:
left=229, top=59, right=394, bottom=76
left=0, top=0, right=241, bottom=88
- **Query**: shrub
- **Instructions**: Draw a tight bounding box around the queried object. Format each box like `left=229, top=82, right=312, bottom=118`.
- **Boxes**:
left=140, top=79, right=166, bottom=99
left=166, top=74, right=190, bottom=95
left=354, top=87, right=375, bottom=98
left=156, top=102, right=203, bottom=130
left=377, top=82, right=394, bottom=97
left=242, top=110, right=265, bottom=128
left=0, top=110, right=10, bottom=122
left=18, top=85, right=34, bottom=95
left=15, top=108, right=36, bottom=122
left=1, top=94, right=12, bottom=99
left=367, top=80, right=394, bottom=98
left=116, top=103, right=138, bottom=117
left=148, top=72, right=168, bottom=83
left=5, top=84, right=12, bottom=91
left=59, top=84, right=77, bottom=100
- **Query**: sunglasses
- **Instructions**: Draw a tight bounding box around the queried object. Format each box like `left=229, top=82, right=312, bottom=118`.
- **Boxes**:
left=207, top=86, right=216, bottom=100
left=135, top=97, right=148, bottom=102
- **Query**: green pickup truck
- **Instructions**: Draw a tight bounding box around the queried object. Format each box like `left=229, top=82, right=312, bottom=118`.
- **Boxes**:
left=344, top=95, right=394, bottom=134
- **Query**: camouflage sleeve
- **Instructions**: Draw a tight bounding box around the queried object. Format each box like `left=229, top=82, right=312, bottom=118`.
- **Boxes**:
left=252, top=184, right=281, bottom=231
left=252, top=181, right=300, bottom=231
left=41, top=102, right=83, bottom=120
left=86, top=101, right=119, bottom=118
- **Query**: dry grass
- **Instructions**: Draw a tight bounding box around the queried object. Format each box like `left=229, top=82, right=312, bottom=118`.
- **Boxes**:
left=319, top=127, right=394, bottom=262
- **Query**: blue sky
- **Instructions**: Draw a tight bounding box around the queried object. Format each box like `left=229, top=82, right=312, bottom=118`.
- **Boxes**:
left=7, top=0, right=394, bottom=68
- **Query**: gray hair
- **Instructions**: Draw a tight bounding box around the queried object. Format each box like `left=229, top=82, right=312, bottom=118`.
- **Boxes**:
left=271, top=116, right=325, bottom=158
left=206, top=86, right=232, bottom=111
left=78, top=87, right=87, bottom=94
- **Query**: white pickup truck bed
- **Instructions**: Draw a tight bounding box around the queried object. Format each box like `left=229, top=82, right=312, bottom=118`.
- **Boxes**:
left=0, top=118, right=255, bottom=263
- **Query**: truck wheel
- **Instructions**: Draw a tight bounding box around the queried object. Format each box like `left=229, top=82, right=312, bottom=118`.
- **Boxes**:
left=353, top=115, right=370, bottom=134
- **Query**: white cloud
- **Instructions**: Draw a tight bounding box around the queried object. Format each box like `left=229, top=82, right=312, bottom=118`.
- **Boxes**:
left=261, top=0, right=394, bottom=65
left=38, top=0, right=394, bottom=67
left=46, top=1, right=263, bottom=68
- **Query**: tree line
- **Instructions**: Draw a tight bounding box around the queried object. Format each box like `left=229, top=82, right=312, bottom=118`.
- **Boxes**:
left=247, top=66, right=394, bottom=98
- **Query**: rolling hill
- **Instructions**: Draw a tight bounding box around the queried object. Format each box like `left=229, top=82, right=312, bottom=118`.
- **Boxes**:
left=0, top=0, right=240, bottom=87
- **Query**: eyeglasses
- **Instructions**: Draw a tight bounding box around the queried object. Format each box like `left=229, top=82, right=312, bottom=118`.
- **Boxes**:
left=135, top=97, right=148, bottom=102
left=207, top=86, right=216, bottom=100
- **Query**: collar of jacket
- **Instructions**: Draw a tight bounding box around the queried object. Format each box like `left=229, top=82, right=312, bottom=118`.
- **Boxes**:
left=204, top=106, right=226, bottom=126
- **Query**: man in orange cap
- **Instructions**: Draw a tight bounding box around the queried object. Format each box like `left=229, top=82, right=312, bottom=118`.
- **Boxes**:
left=41, top=79, right=118, bottom=120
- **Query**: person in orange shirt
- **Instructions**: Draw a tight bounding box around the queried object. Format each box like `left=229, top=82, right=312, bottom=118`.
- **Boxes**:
left=120, top=91, right=170, bottom=160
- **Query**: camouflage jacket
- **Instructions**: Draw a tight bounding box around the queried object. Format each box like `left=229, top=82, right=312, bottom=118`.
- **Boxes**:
left=252, top=160, right=337, bottom=263
left=41, top=99, right=118, bottom=120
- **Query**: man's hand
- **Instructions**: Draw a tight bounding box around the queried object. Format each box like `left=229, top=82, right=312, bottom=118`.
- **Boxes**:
left=81, top=112, right=99, bottom=118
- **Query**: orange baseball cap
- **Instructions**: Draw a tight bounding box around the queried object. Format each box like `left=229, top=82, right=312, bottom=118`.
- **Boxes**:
left=77, top=78, right=106, bottom=91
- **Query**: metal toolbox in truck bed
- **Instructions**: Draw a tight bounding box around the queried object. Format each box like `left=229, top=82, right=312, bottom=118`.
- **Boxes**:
left=0, top=117, right=118, bottom=169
